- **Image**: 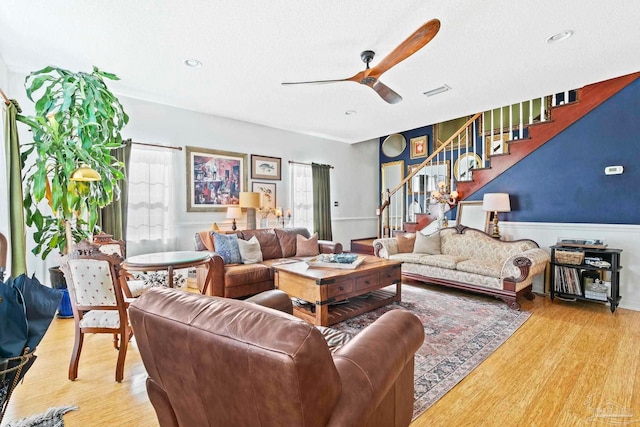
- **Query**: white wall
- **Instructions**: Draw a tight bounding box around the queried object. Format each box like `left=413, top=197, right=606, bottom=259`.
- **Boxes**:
left=502, top=222, right=640, bottom=311
left=119, top=95, right=380, bottom=255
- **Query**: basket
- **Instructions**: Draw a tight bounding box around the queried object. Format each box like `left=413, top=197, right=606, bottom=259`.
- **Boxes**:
left=555, top=250, right=584, bottom=265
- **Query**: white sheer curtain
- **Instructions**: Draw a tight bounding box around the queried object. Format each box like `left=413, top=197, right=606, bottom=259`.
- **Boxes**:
left=289, top=163, right=313, bottom=231
left=126, top=145, right=177, bottom=256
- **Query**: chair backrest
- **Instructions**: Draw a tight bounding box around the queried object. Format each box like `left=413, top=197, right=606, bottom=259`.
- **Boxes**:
left=60, top=240, right=127, bottom=312
left=93, top=232, right=126, bottom=257
left=129, top=288, right=342, bottom=427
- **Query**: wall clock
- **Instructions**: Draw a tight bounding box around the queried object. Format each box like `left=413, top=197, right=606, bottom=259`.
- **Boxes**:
left=454, top=152, right=482, bottom=181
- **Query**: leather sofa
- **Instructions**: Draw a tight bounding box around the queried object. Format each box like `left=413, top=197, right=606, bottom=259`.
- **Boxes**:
left=194, top=227, right=343, bottom=298
left=129, top=287, right=425, bottom=427
left=374, top=225, right=550, bottom=309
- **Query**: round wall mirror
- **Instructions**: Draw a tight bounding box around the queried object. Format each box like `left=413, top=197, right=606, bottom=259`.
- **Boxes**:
left=381, top=134, right=406, bottom=158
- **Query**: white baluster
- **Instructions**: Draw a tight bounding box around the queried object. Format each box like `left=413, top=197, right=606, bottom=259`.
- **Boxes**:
left=519, top=102, right=523, bottom=139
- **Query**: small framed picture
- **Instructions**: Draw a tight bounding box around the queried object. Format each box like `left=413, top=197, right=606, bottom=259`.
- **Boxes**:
left=410, top=136, right=428, bottom=159
left=251, top=155, right=281, bottom=180
left=484, top=133, right=509, bottom=157
left=251, top=181, right=276, bottom=209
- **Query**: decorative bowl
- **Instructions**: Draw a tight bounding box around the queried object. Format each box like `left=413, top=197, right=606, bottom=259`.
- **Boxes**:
left=333, top=253, right=358, bottom=264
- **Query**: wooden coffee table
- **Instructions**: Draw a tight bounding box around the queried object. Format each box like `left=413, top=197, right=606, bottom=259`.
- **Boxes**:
left=273, top=256, right=402, bottom=326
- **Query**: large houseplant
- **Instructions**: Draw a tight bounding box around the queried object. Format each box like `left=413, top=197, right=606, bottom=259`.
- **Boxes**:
left=17, top=66, right=129, bottom=258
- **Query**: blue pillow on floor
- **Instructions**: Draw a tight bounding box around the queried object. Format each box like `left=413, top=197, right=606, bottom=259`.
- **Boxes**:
left=213, top=233, right=242, bottom=265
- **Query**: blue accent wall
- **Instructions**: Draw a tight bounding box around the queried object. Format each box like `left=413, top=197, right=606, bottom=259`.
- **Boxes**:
left=381, top=76, right=640, bottom=225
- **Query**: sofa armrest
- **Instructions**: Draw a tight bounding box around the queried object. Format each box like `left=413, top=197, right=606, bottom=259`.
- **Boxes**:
left=372, top=237, right=399, bottom=258
left=501, top=248, right=550, bottom=282
left=319, top=240, right=343, bottom=254
left=327, top=310, right=424, bottom=426
left=245, top=289, right=293, bottom=315
left=197, top=252, right=226, bottom=297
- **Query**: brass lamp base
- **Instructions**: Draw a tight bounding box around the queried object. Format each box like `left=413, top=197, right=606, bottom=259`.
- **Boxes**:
left=491, top=212, right=501, bottom=239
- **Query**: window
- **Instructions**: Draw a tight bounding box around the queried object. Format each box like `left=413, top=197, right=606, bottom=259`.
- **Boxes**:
left=126, top=145, right=177, bottom=255
left=289, top=163, right=313, bottom=231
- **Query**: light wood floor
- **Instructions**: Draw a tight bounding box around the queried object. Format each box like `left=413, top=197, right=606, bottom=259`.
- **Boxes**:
left=4, top=286, right=640, bottom=427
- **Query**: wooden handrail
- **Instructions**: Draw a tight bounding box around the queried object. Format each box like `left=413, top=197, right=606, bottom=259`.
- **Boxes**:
left=379, top=112, right=482, bottom=208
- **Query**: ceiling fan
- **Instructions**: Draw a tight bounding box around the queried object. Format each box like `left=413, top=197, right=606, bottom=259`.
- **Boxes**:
left=281, top=19, right=441, bottom=104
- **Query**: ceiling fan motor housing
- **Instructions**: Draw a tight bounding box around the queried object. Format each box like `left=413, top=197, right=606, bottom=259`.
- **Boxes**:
left=360, top=50, right=375, bottom=66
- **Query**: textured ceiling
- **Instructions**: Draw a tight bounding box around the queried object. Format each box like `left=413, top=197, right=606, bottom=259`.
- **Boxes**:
left=1, top=0, right=639, bottom=143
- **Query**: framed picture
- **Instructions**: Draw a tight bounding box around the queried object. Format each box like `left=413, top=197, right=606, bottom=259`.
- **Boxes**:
left=484, top=133, right=509, bottom=157
left=407, top=161, right=450, bottom=194
left=251, top=181, right=276, bottom=209
left=455, top=200, right=490, bottom=233
left=186, top=146, right=247, bottom=212
left=410, top=135, right=428, bottom=159
left=251, top=154, right=281, bottom=180
left=454, top=152, right=482, bottom=182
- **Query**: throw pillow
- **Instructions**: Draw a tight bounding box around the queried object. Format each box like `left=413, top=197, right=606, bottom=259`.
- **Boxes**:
left=213, top=233, right=242, bottom=264
left=237, top=236, right=263, bottom=264
left=413, top=231, right=441, bottom=255
left=397, top=233, right=416, bottom=253
left=295, top=232, right=320, bottom=257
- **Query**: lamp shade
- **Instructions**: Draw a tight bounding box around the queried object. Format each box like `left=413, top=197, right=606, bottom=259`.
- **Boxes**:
left=239, top=192, right=261, bottom=208
left=482, top=193, right=511, bottom=212
left=226, top=206, right=242, bottom=219
left=70, top=165, right=101, bottom=182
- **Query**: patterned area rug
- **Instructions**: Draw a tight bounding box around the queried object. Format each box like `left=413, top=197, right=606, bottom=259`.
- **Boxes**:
left=330, top=283, right=531, bottom=419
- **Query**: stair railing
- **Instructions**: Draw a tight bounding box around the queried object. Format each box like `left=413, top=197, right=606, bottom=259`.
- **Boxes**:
left=378, top=113, right=481, bottom=238
left=377, top=90, right=577, bottom=238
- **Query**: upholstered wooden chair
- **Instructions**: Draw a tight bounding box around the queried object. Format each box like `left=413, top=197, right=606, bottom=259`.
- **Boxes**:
left=92, top=232, right=151, bottom=298
left=60, top=240, right=133, bottom=382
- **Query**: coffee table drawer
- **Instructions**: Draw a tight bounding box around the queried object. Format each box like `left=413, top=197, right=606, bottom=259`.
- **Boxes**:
left=328, top=280, right=354, bottom=299
left=356, top=272, right=380, bottom=291
left=380, top=266, right=401, bottom=285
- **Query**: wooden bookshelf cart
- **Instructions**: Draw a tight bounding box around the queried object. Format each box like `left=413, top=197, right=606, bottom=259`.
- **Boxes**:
left=549, top=245, right=622, bottom=313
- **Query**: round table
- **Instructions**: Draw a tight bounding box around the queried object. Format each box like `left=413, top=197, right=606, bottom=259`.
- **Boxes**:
left=123, top=251, right=213, bottom=289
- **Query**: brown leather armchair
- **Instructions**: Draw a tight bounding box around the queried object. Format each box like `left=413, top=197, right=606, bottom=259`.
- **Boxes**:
left=129, top=288, right=424, bottom=427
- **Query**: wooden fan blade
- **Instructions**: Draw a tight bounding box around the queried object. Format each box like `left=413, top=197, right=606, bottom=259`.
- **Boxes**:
left=370, top=80, right=403, bottom=104
left=368, top=19, right=441, bottom=80
left=281, top=78, right=351, bottom=85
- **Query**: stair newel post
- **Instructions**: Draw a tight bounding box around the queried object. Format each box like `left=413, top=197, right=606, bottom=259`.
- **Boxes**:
left=384, top=188, right=391, bottom=237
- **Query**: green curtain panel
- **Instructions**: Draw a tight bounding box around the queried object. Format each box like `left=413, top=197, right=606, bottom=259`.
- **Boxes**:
left=98, top=139, right=132, bottom=241
left=312, top=163, right=333, bottom=241
left=4, top=99, right=27, bottom=277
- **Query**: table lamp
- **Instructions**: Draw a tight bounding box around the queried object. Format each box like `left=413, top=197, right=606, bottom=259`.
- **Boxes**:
left=226, top=206, right=242, bottom=231
left=482, top=193, right=511, bottom=239
left=239, top=192, right=261, bottom=230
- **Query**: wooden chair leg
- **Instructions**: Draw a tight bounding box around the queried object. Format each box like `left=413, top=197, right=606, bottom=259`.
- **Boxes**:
left=69, top=328, right=84, bottom=381
left=115, top=329, right=129, bottom=383
left=113, top=333, right=120, bottom=349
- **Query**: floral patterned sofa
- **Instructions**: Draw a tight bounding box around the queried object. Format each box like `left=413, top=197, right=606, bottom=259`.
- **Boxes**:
left=373, top=225, right=550, bottom=309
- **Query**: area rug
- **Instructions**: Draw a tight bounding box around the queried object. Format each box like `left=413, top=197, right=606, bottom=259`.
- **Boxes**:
left=330, top=284, right=531, bottom=419
left=4, top=405, right=77, bottom=427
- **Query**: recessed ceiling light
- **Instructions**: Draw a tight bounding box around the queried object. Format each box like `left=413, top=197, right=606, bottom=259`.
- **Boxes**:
left=345, top=110, right=357, bottom=115
left=184, top=59, right=202, bottom=68
left=423, top=85, right=451, bottom=97
left=546, top=30, right=574, bottom=44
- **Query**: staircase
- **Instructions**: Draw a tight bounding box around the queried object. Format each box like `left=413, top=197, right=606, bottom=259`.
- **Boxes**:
left=457, top=72, right=640, bottom=198
left=378, top=72, right=640, bottom=238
